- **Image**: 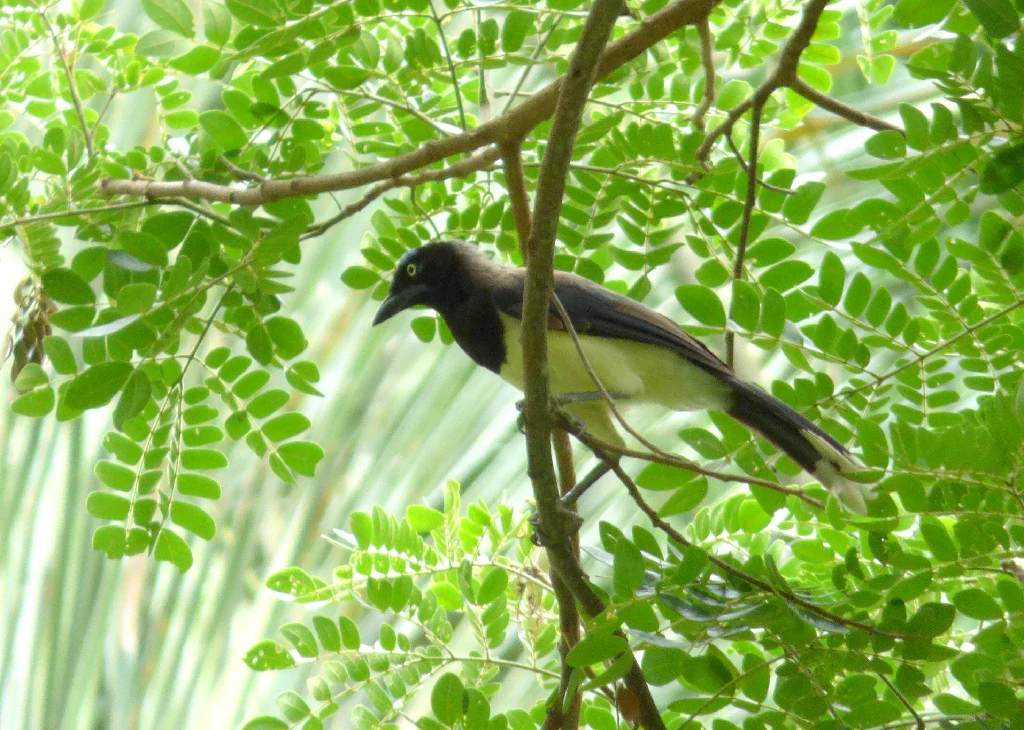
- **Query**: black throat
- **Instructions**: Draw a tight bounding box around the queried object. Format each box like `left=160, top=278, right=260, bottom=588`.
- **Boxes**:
left=438, top=289, right=506, bottom=374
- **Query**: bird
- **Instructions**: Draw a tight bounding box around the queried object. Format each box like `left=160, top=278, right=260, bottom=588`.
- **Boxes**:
left=372, top=240, right=875, bottom=514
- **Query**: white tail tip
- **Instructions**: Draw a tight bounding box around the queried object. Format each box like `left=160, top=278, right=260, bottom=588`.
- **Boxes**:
left=803, top=431, right=876, bottom=515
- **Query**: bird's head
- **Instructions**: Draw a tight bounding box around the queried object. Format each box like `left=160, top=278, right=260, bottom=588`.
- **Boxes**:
left=372, top=240, right=474, bottom=325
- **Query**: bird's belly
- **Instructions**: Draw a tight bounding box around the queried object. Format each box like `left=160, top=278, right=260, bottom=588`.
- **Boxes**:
left=496, top=313, right=731, bottom=411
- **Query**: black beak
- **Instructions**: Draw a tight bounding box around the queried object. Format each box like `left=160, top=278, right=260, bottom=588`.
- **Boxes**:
left=372, top=284, right=429, bottom=326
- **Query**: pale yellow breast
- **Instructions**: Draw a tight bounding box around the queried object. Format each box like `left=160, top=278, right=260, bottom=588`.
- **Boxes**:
left=496, top=313, right=731, bottom=412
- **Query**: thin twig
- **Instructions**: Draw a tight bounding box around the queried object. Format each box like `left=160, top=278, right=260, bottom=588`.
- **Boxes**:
left=305, top=146, right=501, bottom=238
left=561, top=462, right=612, bottom=505
left=878, top=672, right=925, bottom=730
left=503, top=17, right=565, bottom=114
left=558, top=412, right=824, bottom=508
left=691, top=17, right=715, bottom=131
left=724, top=133, right=795, bottom=194
left=429, top=0, right=468, bottom=131
left=725, top=98, right=762, bottom=369
left=603, top=455, right=900, bottom=637
left=42, top=11, right=93, bottom=159
left=219, top=156, right=266, bottom=183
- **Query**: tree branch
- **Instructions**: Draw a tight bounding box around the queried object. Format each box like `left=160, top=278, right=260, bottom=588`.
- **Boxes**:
left=501, top=141, right=533, bottom=256
left=98, top=0, right=720, bottom=205
left=519, top=1, right=667, bottom=728
left=692, top=0, right=900, bottom=175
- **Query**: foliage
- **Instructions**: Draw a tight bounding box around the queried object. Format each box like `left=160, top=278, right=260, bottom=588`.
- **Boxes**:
left=2, top=0, right=1024, bottom=728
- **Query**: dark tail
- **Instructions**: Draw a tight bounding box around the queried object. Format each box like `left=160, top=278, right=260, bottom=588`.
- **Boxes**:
left=726, top=379, right=873, bottom=514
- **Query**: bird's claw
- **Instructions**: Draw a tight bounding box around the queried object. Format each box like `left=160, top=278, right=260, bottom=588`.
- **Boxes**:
left=529, top=508, right=584, bottom=547
left=514, top=398, right=588, bottom=438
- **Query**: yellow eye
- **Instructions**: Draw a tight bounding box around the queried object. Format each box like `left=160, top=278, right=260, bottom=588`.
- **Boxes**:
left=406, top=263, right=418, bottom=277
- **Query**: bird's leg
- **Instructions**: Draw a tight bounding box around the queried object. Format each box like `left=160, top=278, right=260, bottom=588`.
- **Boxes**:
left=554, top=390, right=631, bottom=405
left=561, top=461, right=612, bottom=506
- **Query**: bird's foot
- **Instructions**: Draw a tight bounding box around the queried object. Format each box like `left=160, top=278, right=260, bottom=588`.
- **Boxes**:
left=529, top=507, right=584, bottom=547
left=514, top=398, right=588, bottom=438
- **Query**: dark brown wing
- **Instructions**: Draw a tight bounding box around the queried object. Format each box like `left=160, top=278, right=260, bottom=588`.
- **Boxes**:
left=487, top=267, right=733, bottom=379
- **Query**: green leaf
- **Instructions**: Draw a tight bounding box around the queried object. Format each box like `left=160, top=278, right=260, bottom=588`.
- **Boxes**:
left=312, top=616, right=340, bottom=652
left=641, top=647, right=686, bottom=685
left=977, top=681, right=1018, bottom=718
left=323, top=65, right=372, bottom=90
left=86, top=492, right=131, bottom=521
left=844, top=700, right=903, bottom=728
left=894, top=0, right=955, bottom=27
left=339, top=616, right=360, bottom=650
left=225, top=0, right=283, bottom=26
left=899, top=103, right=930, bottom=151
left=241, top=716, right=289, bottom=730
left=246, top=323, right=274, bottom=366
left=980, top=141, right=1024, bottom=195
left=92, top=525, right=127, bottom=558
left=200, top=110, right=248, bottom=151
left=181, top=448, right=228, bottom=470
left=136, top=29, right=190, bottom=58
left=94, top=460, right=135, bottom=491
left=65, top=362, right=133, bottom=410
left=176, top=473, right=222, bottom=499
left=501, top=10, right=533, bottom=52
left=262, top=412, right=310, bottom=441
left=920, top=516, right=957, bottom=561
left=783, top=182, right=825, bottom=224
left=431, top=673, right=465, bottom=726
left=43, top=336, right=77, bottom=374
left=907, top=602, right=955, bottom=637
left=118, top=231, right=169, bottom=267
left=730, top=280, right=759, bottom=331
left=952, top=588, right=1003, bottom=620
left=759, top=261, right=814, bottom=291
left=13, top=363, right=47, bottom=392
left=963, top=0, right=1019, bottom=38
left=675, top=285, right=726, bottom=327
left=613, top=539, right=645, bottom=599
left=248, top=389, right=288, bottom=418
left=41, top=268, right=95, bottom=304
left=281, top=622, right=318, bottom=658
left=154, top=528, right=193, bottom=572
left=168, top=46, right=221, bottom=74
left=818, top=252, right=845, bottom=306
left=11, top=386, right=55, bottom=417
left=475, top=567, right=508, bottom=605
left=265, top=317, right=307, bottom=359
left=171, top=502, right=216, bottom=540
left=566, top=635, right=627, bottom=667
left=142, top=0, right=195, bottom=36
left=277, top=441, right=324, bottom=477
left=864, top=130, right=906, bottom=159
left=113, top=369, right=152, bottom=430
left=407, top=504, right=444, bottom=532
left=243, top=641, right=296, bottom=671
left=203, top=2, right=232, bottom=45
left=341, top=266, right=379, bottom=289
